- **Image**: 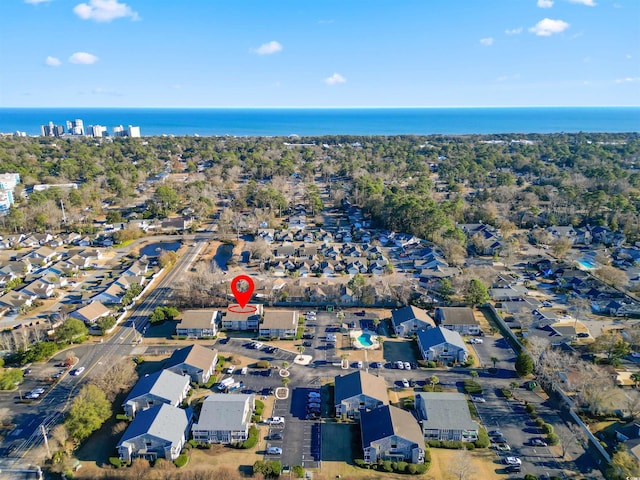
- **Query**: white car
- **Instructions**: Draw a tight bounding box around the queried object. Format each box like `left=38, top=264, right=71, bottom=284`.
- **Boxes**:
left=401, top=378, right=410, bottom=388
left=31, top=388, right=45, bottom=395
left=226, top=365, right=236, bottom=374
left=26, top=392, right=41, bottom=399
left=266, top=417, right=285, bottom=425
left=357, top=361, right=363, bottom=369
left=503, top=456, right=522, bottom=466
left=471, top=396, right=486, bottom=403
left=396, top=361, right=404, bottom=370
left=305, top=311, right=317, bottom=317
left=468, top=338, right=483, bottom=344
left=404, top=362, right=411, bottom=370
left=267, top=446, right=282, bottom=455
left=70, top=367, right=85, bottom=376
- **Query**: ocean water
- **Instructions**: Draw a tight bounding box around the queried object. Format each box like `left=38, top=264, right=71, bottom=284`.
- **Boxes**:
left=0, top=107, right=638, bottom=137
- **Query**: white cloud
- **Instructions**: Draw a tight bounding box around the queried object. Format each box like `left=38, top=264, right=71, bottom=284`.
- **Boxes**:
left=480, top=37, right=494, bottom=46
left=615, top=77, right=640, bottom=84
left=73, top=0, right=139, bottom=22
left=253, top=41, right=283, bottom=55
left=324, top=73, right=346, bottom=86
left=45, top=56, right=61, bottom=67
left=537, top=0, right=554, bottom=8
left=24, top=0, right=51, bottom=4
left=568, top=0, right=596, bottom=6
left=69, top=51, right=99, bottom=64
left=505, top=27, right=523, bottom=35
left=529, top=18, right=570, bottom=36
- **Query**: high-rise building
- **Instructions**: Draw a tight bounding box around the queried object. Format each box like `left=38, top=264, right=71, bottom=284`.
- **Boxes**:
left=127, top=125, right=141, bottom=138
left=0, top=173, right=20, bottom=213
left=89, top=125, right=107, bottom=137
left=113, top=125, right=125, bottom=137
left=41, top=121, right=65, bottom=137
left=66, top=119, right=84, bottom=135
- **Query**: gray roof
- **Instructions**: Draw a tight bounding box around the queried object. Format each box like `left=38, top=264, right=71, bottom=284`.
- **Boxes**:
left=417, top=327, right=467, bottom=351
left=361, top=405, right=423, bottom=448
left=415, top=392, right=478, bottom=432
left=391, top=305, right=435, bottom=328
left=193, top=394, right=255, bottom=432
left=164, top=344, right=218, bottom=373
left=123, top=370, right=190, bottom=406
left=177, top=310, right=219, bottom=329
left=335, top=370, right=389, bottom=406
left=118, top=403, right=190, bottom=448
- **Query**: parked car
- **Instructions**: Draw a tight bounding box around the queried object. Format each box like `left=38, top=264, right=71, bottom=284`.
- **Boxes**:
left=307, top=402, right=321, bottom=409
left=396, top=361, right=404, bottom=370
left=357, top=361, right=363, bottom=369
left=308, top=391, right=321, bottom=398
left=529, top=438, right=548, bottom=447
left=401, top=378, right=410, bottom=388
left=468, top=338, right=483, bottom=344
left=488, top=430, right=503, bottom=437
left=403, top=362, right=411, bottom=370
left=70, top=367, right=85, bottom=376
left=305, top=311, right=317, bottom=317
left=267, top=446, right=282, bottom=455
left=31, top=388, right=45, bottom=395
left=372, top=361, right=383, bottom=368
left=409, top=379, right=416, bottom=387
left=470, top=396, right=486, bottom=403
left=303, top=341, right=313, bottom=347
left=226, top=365, right=236, bottom=374
left=269, top=433, right=283, bottom=440
left=306, top=413, right=320, bottom=420
left=503, top=457, right=522, bottom=466
left=495, top=443, right=511, bottom=452
left=266, top=417, right=285, bottom=425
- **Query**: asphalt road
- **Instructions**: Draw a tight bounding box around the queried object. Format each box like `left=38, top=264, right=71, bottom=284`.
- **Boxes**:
left=0, top=241, right=205, bottom=472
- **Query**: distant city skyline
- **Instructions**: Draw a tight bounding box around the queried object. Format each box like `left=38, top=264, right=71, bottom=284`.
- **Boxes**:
left=1, top=0, right=639, bottom=108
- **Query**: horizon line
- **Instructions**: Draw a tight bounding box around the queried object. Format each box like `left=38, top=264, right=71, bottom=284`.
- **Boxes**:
left=2, top=105, right=639, bottom=110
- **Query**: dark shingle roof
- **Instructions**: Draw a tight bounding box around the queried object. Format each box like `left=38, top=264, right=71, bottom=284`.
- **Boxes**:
left=360, top=405, right=422, bottom=448
left=334, top=371, right=389, bottom=406
left=391, top=306, right=435, bottom=328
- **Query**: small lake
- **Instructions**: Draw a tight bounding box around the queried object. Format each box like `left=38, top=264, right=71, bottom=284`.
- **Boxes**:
left=213, top=243, right=233, bottom=271
left=140, top=241, right=182, bottom=258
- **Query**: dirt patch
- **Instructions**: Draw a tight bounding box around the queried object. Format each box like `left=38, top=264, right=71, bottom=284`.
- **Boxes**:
left=427, top=447, right=503, bottom=480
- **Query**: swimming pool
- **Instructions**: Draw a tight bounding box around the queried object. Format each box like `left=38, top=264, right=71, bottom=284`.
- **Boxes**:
left=357, top=333, right=374, bottom=347
left=578, top=259, right=596, bottom=270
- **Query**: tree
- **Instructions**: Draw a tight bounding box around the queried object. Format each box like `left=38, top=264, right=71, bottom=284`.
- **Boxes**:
left=347, top=273, right=367, bottom=301
left=448, top=448, right=473, bottom=480
left=590, top=331, right=631, bottom=361
left=515, top=350, right=534, bottom=377
left=64, top=384, right=112, bottom=443
left=429, top=375, right=439, bottom=391
left=551, top=237, right=572, bottom=259
left=607, top=447, right=640, bottom=480
left=594, top=265, right=629, bottom=288
left=490, top=356, right=499, bottom=369
left=465, top=278, right=489, bottom=306
left=55, top=318, right=88, bottom=343
left=631, top=371, right=640, bottom=389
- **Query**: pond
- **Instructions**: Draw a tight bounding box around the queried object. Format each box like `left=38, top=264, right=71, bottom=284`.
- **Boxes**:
left=213, top=243, right=234, bottom=271
left=140, top=241, right=182, bottom=258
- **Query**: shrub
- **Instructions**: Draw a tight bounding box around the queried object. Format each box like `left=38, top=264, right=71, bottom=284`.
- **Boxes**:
left=188, top=439, right=197, bottom=448
left=524, top=475, right=538, bottom=480
left=542, top=423, right=554, bottom=435
left=354, top=459, right=368, bottom=469
left=256, top=360, right=270, bottom=369
left=463, top=380, right=482, bottom=394
left=174, top=453, right=188, bottom=468
left=423, top=447, right=431, bottom=463
left=406, top=463, right=417, bottom=474
left=500, top=388, right=513, bottom=399
left=242, top=426, right=259, bottom=449
left=382, top=460, right=393, bottom=472
left=525, top=403, right=536, bottom=414
left=427, top=440, right=441, bottom=448
left=397, top=461, right=408, bottom=472
left=546, top=432, right=560, bottom=445
left=108, top=457, right=122, bottom=468
left=535, top=418, right=546, bottom=428
left=415, top=464, right=428, bottom=474
left=475, top=427, right=490, bottom=448
left=115, top=414, right=129, bottom=421
left=464, top=442, right=475, bottom=450
left=292, top=465, right=305, bottom=478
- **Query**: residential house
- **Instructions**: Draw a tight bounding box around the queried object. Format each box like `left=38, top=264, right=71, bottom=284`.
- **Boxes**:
left=414, top=392, right=479, bottom=442
left=122, top=370, right=191, bottom=418
left=92, top=283, right=125, bottom=304
left=416, top=327, right=469, bottom=363
left=69, top=301, right=112, bottom=324
left=20, top=280, right=55, bottom=299
left=434, top=307, right=481, bottom=335
left=164, top=344, right=218, bottom=384
left=391, top=306, right=435, bottom=337
left=615, top=422, right=640, bottom=464
left=175, top=310, right=220, bottom=338
left=221, top=304, right=263, bottom=331
left=259, top=310, right=298, bottom=339
left=334, top=370, right=389, bottom=419
left=361, top=405, right=425, bottom=465
left=117, top=404, right=191, bottom=462
left=0, top=290, right=36, bottom=312
left=191, top=394, right=255, bottom=444
left=161, top=217, right=192, bottom=231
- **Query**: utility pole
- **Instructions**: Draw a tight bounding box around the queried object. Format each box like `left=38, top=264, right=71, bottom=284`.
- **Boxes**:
left=41, top=424, right=50, bottom=458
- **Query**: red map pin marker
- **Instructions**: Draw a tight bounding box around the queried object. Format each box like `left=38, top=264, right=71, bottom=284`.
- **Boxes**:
left=230, top=275, right=254, bottom=309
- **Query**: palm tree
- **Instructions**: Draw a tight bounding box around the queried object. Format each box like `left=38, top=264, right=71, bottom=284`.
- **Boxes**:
left=490, top=357, right=499, bottom=369
left=632, top=371, right=640, bottom=388
left=469, top=370, right=479, bottom=379
left=297, top=346, right=305, bottom=355
left=429, top=375, right=439, bottom=392
left=282, top=361, right=289, bottom=370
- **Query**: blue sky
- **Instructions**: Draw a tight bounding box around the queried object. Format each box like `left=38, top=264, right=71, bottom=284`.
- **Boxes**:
left=1, top=0, right=639, bottom=107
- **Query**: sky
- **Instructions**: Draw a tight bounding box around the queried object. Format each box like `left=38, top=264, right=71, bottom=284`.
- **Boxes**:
left=0, top=0, right=639, bottom=108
